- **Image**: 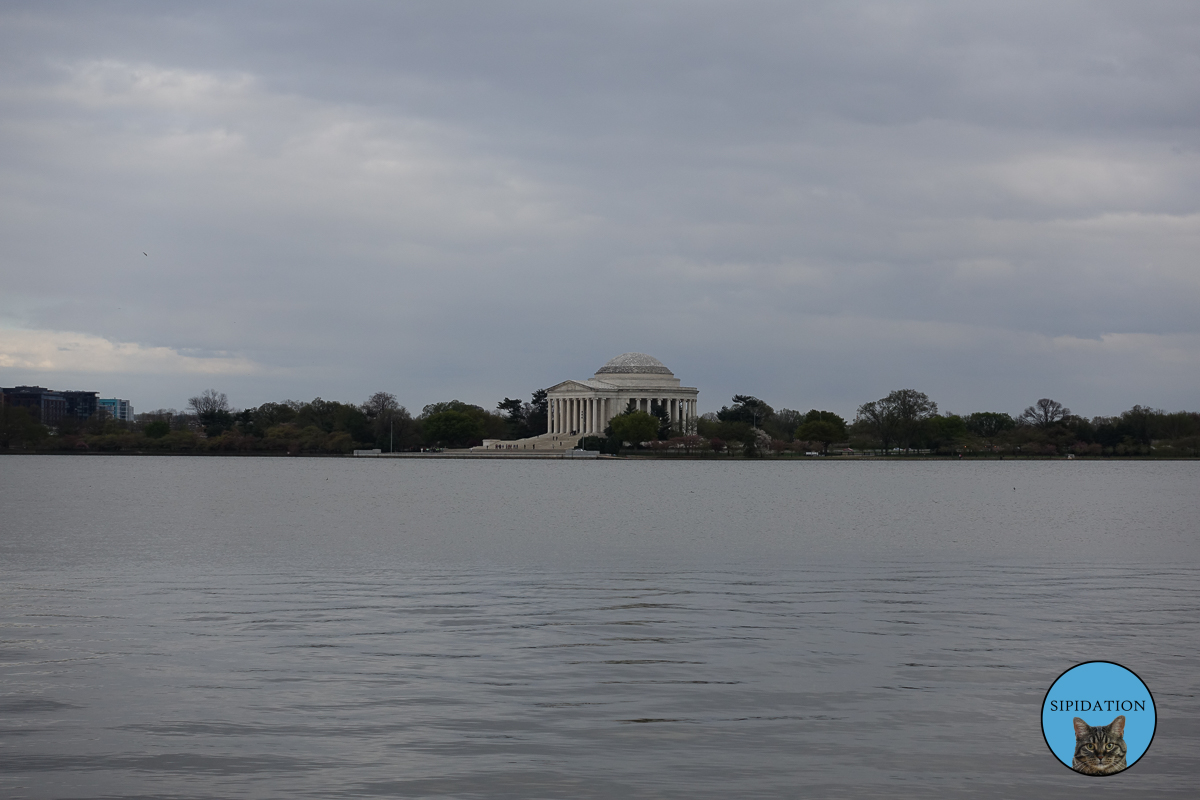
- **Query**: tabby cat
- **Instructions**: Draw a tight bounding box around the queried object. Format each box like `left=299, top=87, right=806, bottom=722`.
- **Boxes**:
left=1072, top=715, right=1128, bottom=775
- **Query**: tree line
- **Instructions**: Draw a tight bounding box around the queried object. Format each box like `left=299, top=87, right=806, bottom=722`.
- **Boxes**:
left=0, top=388, right=549, bottom=454
left=685, top=390, right=1200, bottom=458
left=1, top=384, right=1197, bottom=457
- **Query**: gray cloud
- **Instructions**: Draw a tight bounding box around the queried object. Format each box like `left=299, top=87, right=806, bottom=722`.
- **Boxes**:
left=1, top=1, right=1198, bottom=419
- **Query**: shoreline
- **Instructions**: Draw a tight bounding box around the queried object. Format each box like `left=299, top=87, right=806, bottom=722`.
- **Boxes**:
left=1, top=450, right=1194, bottom=461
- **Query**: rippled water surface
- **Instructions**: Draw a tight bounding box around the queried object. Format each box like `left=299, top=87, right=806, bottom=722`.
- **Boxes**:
left=2, top=456, right=1198, bottom=798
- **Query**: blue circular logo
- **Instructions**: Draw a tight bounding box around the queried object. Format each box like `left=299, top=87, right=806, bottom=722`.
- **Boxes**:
left=1041, top=661, right=1156, bottom=776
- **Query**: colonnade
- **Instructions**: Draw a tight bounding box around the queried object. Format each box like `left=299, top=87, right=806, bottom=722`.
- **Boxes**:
left=548, top=396, right=697, bottom=435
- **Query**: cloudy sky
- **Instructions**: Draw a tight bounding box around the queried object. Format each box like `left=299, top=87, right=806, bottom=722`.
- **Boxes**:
left=2, top=1, right=1198, bottom=419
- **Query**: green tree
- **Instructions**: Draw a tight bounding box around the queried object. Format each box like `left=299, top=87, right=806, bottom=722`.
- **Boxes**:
left=922, top=414, right=968, bottom=451
left=854, top=400, right=896, bottom=450
left=609, top=410, right=660, bottom=448
left=650, top=400, right=673, bottom=439
left=802, top=409, right=847, bottom=437
left=697, top=414, right=751, bottom=446
left=382, top=407, right=420, bottom=451
left=1116, top=405, right=1158, bottom=445
left=497, top=397, right=526, bottom=437
left=144, top=420, right=170, bottom=439
left=526, top=389, right=549, bottom=436
left=422, top=400, right=506, bottom=441
left=718, top=395, right=773, bottom=428
left=856, top=389, right=938, bottom=451
left=1152, top=410, right=1199, bottom=441
left=771, top=408, right=805, bottom=440
left=293, top=398, right=372, bottom=443
left=795, top=419, right=842, bottom=454
left=965, top=411, right=1015, bottom=440
left=0, top=406, right=48, bottom=449
left=240, top=402, right=297, bottom=437
left=422, top=410, right=485, bottom=448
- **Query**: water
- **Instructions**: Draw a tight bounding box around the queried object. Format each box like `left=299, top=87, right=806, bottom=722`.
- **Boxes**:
left=1, top=456, right=1197, bottom=798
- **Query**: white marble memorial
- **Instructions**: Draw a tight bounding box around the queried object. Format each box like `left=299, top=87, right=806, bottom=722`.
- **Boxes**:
left=545, top=353, right=699, bottom=436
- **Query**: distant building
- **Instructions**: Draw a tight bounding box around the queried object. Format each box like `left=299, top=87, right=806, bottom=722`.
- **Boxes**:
left=469, top=353, right=700, bottom=454
left=98, top=398, right=135, bottom=422
left=1, top=386, right=67, bottom=425
left=62, top=391, right=99, bottom=421
left=546, top=353, right=699, bottom=436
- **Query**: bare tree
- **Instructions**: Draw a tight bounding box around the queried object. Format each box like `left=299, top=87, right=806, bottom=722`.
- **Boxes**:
left=188, top=389, right=230, bottom=417
left=360, top=391, right=418, bottom=451
left=360, top=391, right=399, bottom=421
left=1021, top=398, right=1070, bottom=428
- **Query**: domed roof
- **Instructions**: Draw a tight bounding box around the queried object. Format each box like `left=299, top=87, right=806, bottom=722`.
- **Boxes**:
left=596, top=352, right=673, bottom=375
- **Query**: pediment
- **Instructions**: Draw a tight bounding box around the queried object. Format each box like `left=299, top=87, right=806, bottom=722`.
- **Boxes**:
left=546, top=379, right=618, bottom=393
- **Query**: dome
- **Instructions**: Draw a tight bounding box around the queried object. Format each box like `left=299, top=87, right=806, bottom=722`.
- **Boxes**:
left=595, top=352, right=674, bottom=375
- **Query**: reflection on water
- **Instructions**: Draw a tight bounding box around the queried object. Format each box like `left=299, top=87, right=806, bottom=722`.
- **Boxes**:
left=1, top=457, right=1197, bottom=798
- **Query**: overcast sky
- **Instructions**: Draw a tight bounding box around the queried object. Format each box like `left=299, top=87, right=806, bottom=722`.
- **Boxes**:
left=2, top=1, right=1198, bottom=420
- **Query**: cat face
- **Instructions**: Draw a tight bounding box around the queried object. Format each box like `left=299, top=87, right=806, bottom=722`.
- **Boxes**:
left=1072, top=715, right=1128, bottom=775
